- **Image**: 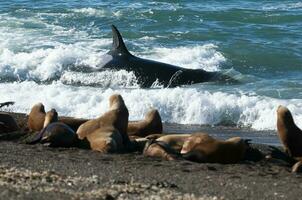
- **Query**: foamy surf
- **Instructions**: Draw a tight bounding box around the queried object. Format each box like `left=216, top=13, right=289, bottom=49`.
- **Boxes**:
left=0, top=42, right=225, bottom=83
left=0, top=81, right=301, bottom=131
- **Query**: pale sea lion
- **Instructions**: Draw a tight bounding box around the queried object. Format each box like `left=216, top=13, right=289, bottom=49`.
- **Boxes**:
left=76, top=94, right=130, bottom=152
left=28, top=103, right=46, bottom=132
left=0, top=113, right=19, bottom=133
left=277, top=105, right=302, bottom=158
left=127, top=109, right=162, bottom=137
left=180, top=133, right=248, bottom=164
left=28, top=109, right=78, bottom=147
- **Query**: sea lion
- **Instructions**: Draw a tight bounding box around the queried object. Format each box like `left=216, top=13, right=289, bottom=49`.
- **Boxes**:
left=127, top=109, right=163, bottom=137
left=76, top=94, right=130, bottom=153
left=0, top=113, right=19, bottom=133
left=156, top=134, right=190, bottom=153
left=180, top=133, right=248, bottom=164
left=28, top=109, right=78, bottom=147
left=142, top=134, right=190, bottom=160
left=143, top=139, right=180, bottom=161
left=28, top=103, right=46, bottom=132
left=277, top=105, right=302, bottom=158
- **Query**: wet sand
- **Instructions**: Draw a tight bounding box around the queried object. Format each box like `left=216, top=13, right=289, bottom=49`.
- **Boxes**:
left=0, top=112, right=301, bottom=200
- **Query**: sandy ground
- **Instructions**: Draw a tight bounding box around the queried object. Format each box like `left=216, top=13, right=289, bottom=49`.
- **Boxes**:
left=0, top=112, right=302, bottom=200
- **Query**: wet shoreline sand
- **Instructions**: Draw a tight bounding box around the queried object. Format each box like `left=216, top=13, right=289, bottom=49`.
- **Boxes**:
left=0, top=112, right=301, bottom=199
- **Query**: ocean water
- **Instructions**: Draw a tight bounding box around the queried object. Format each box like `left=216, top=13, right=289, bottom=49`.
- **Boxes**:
left=0, top=0, right=301, bottom=131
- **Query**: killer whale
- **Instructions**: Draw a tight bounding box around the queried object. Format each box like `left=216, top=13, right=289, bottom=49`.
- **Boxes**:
left=96, top=25, right=233, bottom=87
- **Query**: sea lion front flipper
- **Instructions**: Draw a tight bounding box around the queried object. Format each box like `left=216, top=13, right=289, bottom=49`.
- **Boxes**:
left=26, top=129, right=45, bottom=145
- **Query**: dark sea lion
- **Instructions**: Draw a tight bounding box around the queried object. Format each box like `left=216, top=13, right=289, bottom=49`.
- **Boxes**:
left=277, top=105, right=302, bottom=158
left=0, top=113, right=19, bottom=133
left=28, top=103, right=46, bottom=132
left=127, top=109, right=163, bottom=137
left=76, top=94, right=130, bottom=152
left=180, top=133, right=248, bottom=164
left=28, top=109, right=78, bottom=147
left=59, top=117, right=88, bottom=132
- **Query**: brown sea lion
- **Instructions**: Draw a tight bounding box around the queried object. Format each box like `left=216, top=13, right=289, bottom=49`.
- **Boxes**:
left=28, top=103, right=46, bottom=132
left=180, top=133, right=248, bottom=164
left=277, top=105, right=302, bottom=158
left=28, top=109, right=78, bottom=147
left=76, top=94, right=130, bottom=153
left=127, top=109, right=162, bottom=137
left=0, top=113, right=19, bottom=133
left=143, top=139, right=180, bottom=161
left=156, top=134, right=190, bottom=153
left=142, top=134, right=190, bottom=160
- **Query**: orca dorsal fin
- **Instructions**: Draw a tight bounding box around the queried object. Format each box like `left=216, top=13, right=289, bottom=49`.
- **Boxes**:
left=111, top=25, right=131, bottom=56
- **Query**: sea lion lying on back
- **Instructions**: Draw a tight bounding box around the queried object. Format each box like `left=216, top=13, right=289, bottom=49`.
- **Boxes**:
left=180, top=133, right=248, bottom=164
left=0, top=113, right=19, bottom=133
left=28, top=103, right=46, bottom=132
left=77, top=94, right=130, bottom=153
left=28, top=109, right=78, bottom=147
left=128, top=109, right=162, bottom=137
left=277, top=105, right=302, bottom=172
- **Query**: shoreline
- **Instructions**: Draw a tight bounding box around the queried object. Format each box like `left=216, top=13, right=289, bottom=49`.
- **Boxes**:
left=1, top=112, right=299, bottom=200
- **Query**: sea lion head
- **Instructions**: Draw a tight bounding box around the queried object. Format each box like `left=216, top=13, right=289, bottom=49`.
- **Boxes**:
left=109, top=94, right=125, bottom=110
left=43, top=109, right=58, bottom=128
left=277, top=105, right=296, bottom=129
left=31, top=103, right=45, bottom=113
left=145, top=109, right=161, bottom=122
left=91, top=138, right=118, bottom=153
left=143, top=140, right=177, bottom=161
left=28, top=102, right=46, bottom=131
left=180, top=133, right=214, bottom=162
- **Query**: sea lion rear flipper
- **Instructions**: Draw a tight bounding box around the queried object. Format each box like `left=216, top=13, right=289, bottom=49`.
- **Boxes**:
left=26, top=130, right=44, bottom=145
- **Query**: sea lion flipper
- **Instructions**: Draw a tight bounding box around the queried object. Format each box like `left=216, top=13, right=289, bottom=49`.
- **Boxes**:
left=111, top=25, right=131, bottom=55
left=26, top=130, right=44, bottom=145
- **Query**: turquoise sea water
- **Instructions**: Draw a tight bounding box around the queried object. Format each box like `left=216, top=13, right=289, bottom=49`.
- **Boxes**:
left=0, top=1, right=301, bottom=131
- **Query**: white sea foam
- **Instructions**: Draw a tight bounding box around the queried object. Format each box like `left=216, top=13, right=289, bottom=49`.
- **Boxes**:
left=72, top=8, right=108, bottom=17
left=60, top=70, right=139, bottom=88
left=144, top=44, right=225, bottom=71
left=1, top=81, right=301, bottom=131
left=262, top=2, right=302, bottom=11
